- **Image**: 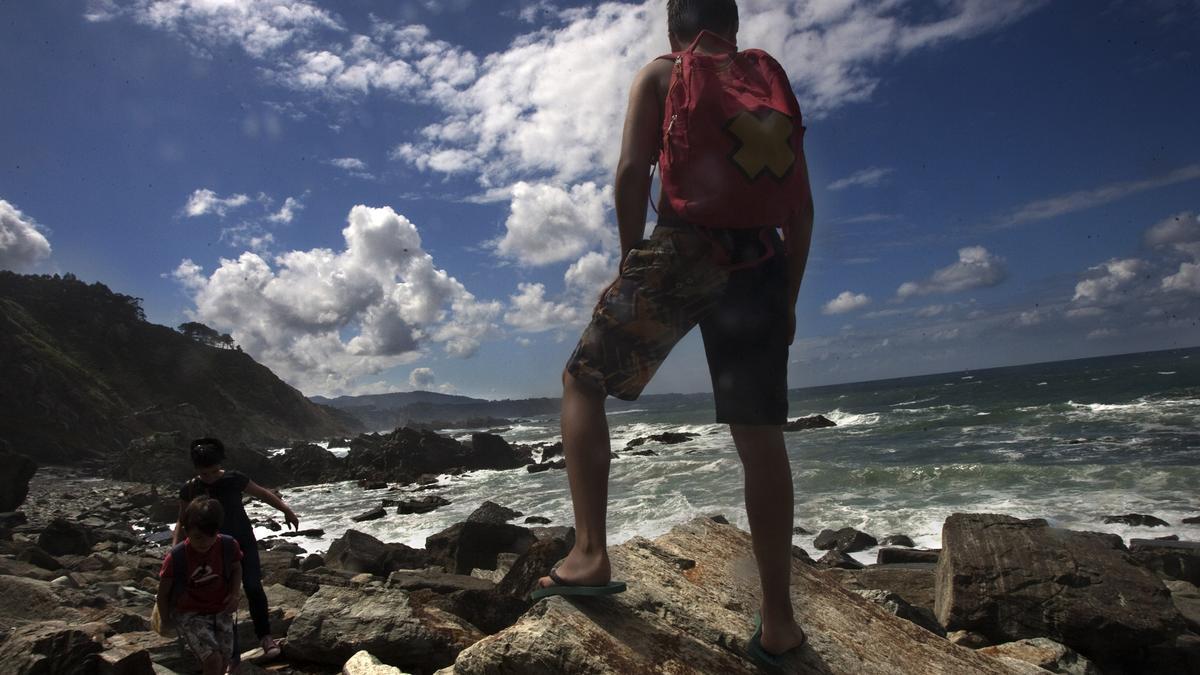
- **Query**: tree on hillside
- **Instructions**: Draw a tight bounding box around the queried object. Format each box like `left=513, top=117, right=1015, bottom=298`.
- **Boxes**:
left=179, top=321, right=238, bottom=349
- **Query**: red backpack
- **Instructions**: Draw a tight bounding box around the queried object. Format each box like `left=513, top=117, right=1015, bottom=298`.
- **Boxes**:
left=657, top=31, right=807, bottom=230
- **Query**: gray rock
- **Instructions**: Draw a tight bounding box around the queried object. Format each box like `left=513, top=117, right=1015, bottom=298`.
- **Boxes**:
left=325, top=529, right=427, bottom=577
left=0, top=621, right=104, bottom=674
left=285, top=586, right=484, bottom=671
left=816, top=549, right=865, bottom=569
left=467, top=501, right=523, bottom=525
left=0, top=575, right=83, bottom=625
left=934, top=513, right=1188, bottom=664
left=395, top=495, right=450, bottom=515
left=343, top=650, right=410, bottom=675
left=1129, top=538, right=1200, bottom=586
left=824, top=562, right=938, bottom=615
left=386, top=570, right=495, bottom=594
left=877, top=547, right=939, bottom=564
left=979, top=638, right=1103, bottom=675
left=451, top=517, right=1040, bottom=674
left=1164, top=579, right=1200, bottom=633
left=782, top=414, right=837, bottom=431
left=851, top=589, right=945, bottom=636
left=37, top=518, right=95, bottom=556
left=814, top=526, right=878, bottom=553
left=426, top=521, right=537, bottom=575
left=1103, top=513, right=1169, bottom=527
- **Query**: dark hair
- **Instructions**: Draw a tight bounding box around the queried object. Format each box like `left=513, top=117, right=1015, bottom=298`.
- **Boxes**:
left=667, top=0, right=739, bottom=41
left=183, top=497, right=224, bottom=536
left=190, top=437, right=226, bottom=467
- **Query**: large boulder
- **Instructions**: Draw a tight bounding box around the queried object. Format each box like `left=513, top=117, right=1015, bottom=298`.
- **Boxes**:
left=467, top=501, right=523, bottom=525
left=285, top=586, right=484, bottom=671
left=823, top=562, right=937, bottom=615
left=813, top=527, right=878, bottom=553
left=325, top=530, right=427, bottom=577
left=0, top=621, right=105, bottom=674
left=450, top=517, right=1042, bottom=674
left=0, top=576, right=83, bottom=625
left=0, top=449, right=36, bottom=511
left=934, top=513, right=1188, bottom=665
left=1129, top=538, right=1200, bottom=586
left=464, top=433, right=531, bottom=471
left=782, top=414, right=837, bottom=431
left=271, top=443, right=345, bottom=487
left=426, top=521, right=538, bottom=575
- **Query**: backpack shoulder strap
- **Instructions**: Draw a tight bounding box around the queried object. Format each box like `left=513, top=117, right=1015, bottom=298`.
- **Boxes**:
left=219, top=535, right=237, bottom=583
left=167, top=543, right=188, bottom=609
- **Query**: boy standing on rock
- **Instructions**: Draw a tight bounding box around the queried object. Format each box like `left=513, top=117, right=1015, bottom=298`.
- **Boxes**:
left=158, top=498, right=243, bottom=675
left=535, top=0, right=814, bottom=668
left=172, top=438, right=299, bottom=659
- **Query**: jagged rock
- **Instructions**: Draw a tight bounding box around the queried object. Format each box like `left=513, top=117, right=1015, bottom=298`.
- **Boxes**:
left=272, top=443, right=345, bottom=487
left=1129, top=538, right=1200, bottom=586
left=343, top=650, right=411, bottom=675
left=16, top=544, right=64, bottom=572
left=301, top=553, right=325, bottom=572
left=813, top=526, right=878, bottom=553
left=325, top=530, right=427, bottom=577
left=450, top=517, right=1039, bottom=673
left=1183, top=516, right=1200, bottom=524
left=107, top=632, right=194, bottom=673
left=625, top=432, right=697, bottom=448
left=782, top=414, right=836, bottom=431
left=426, top=521, right=537, bottom=575
left=352, top=506, right=388, bottom=522
left=467, top=501, right=523, bottom=525
left=95, top=643, right=156, bottom=675
left=396, top=495, right=451, bottom=515
left=524, top=516, right=551, bottom=525
left=1165, top=579, right=1200, bottom=632
left=386, top=570, right=495, bottom=594
left=0, top=556, right=58, bottom=581
left=880, top=534, right=915, bottom=547
left=0, top=450, right=36, bottom=511
left=0, top=575, right=83, bottom=625
left=935, top=513, right=1188, bottom=664
left=824, top=563, right=937, bottom=615
left=426, top=588, right=532, bottom=636
left=878, top=547, right=939, bottom=564
left=978, top=638, right=1103, bottom=675
left=37, top=518, right=95, bottom=556
left=851, top=589, right=945, bottom=636
left=496, top=529, right=575, bottom=599
left=539, top=442, right=563, bottom=461
left=0, top=621, right=104, bottom=674
left=285, top=586, right=484, bottom=671
left=465, top=433, right=531, bottom=471
left=949, top=630, right=993, bottom=648
left=1103, top=513, right=1169, bottom=527
left=791, top=524, right=809, bottom=534
left=816, top=549, right=864, bottom=569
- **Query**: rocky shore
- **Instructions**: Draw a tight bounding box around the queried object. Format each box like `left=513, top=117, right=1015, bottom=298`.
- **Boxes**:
left=2, top=429, right=1199, bottom=674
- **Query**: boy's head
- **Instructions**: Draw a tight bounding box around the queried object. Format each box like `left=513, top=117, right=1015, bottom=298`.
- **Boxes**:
left=190, top=437, right=225, bottom=482
left=182, top=497, right=224, bottom=551
left=668, top=0, right=739, bottom=47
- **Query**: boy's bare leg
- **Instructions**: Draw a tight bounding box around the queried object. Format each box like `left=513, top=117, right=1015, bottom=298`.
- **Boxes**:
left=730, top=423, right=808, bottom=654
left=538, top=370, right=613, bottom=588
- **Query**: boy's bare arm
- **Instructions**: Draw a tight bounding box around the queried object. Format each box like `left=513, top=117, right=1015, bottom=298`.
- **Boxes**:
left=155, top=575, right=173, bottom=625
left=245, top=480, right=299, bottom=529
left=223, top=560, right=242, bottom=613
left=614, top=61, right=670, bottom=259
left=170, top=501, right=186, bottom=546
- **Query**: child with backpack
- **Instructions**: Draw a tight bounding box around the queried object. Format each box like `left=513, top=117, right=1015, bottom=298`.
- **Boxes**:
left=157, top=497, right=243, bottom=675
left=172, top=438, right=298, bottom=659
left=534, top=0, right=814, bottom=668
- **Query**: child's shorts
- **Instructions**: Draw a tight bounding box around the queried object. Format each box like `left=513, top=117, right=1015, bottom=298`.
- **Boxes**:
left=565, top=220, right=790, bottom=426
left=177, top=611, right=235, bottom=662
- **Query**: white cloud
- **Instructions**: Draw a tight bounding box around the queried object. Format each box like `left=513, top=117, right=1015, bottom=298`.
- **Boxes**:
left=996, top=165, right=1200, bottom=229
left=823, top=291, right=871, bottom=315
left=1072, top=258, right=1145, bottom=305
left=173, top=205, right=500, bottom=395
left=0, top=199, right=52, bottom=272
left=564, top=251, right=616, bottom=296
left=827, top=166, right=894, bottom=191
left=1162, top=262, right=1200, bottom=295
left=1087, top=328, right=1117, bottom=340
left=915, top=304, right=947, bottom=318
left=897, top=246, right=1007, bottom=298
left=409, top=367, right=435, bottom=388
left=329, top=157, right=368, bottom=171
left=1066, top=306, right=1105, bottom=319
left=268, top=196, right=304, bottom=224
left=1017, top=308, right=1046, bottom=326
left=184, top=189, right=252, bottom=218
left=504, top=282, right=581, bottom=333
left=494, top=182, right=613, bottom=266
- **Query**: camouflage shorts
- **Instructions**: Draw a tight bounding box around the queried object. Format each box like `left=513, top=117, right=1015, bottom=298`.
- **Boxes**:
left=566, top=220, right=790, bottom=425
left=176, top=611, right=235, bottom=663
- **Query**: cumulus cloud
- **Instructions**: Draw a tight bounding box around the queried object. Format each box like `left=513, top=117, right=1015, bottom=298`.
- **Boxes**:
left=184, top=189, right=252, bottom=218
left=1162, top=262, right=1200, bottom=295
left=1072, top=258, right=1145, bottom=305
left=897, top=246, right=1007, bottom=299
left=268, top=196, right=304, bottom=224
left=504, top=282, right=581, bottom=333
left=494, top=182, right=613, bottom=266
left=409, top=367, right=435, bottom=388
left=564, top=251, right=616, bottom=297
left=823, top=291, right=871, bottom=315
left=827, top=167, right=894, bottom=191
left=173, top=205, right=501, bottom=395
left=0, top=199, right=52, bottom=272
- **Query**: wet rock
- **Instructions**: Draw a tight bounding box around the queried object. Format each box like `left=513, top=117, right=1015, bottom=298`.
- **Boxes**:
left=426, top=521, right=538, bottom=575
left=791, top=524, right=810, bottom=534
left=525, top=463, right=551, bottom=474
left=283, top=528, right=326, bottom=538
left=285, top=586, right=484, bottom=671
left=272, top=443, right=345, bottom=487
left=396, top=495, right=451, bottom=515
left=467, top=501, right=523, bottom=525
left=816, top=549, right=865, bottom=570
left=1183, top=516, right=1200, bottom=524
left=880, top=534, right=915, bottom=547
left=0, top=450, right=36, bottom=512
left=359, top=479, right=389, bottom=490
left=783, top=414, right=837, bottom=431
left=524, top=516, right=551, bottom=525
left=352, top=506, right=388, bottom=522
left=1103, top=513, right=1170, bottom=527
left=451, top=517, right=1039, bottom=674
left=387, top=570, right=495, bottom=594
left=878, top=547, right=940, bottom=564
left=37, top=518, right=96, bottom=556
left=0, top=621, right=104, bottom=674
left=852, top=589, right=945, bottom=637
left=465, top=433, right=532, bottom=471
left=978, top=638, right=1103, bottom=675
left=935, top=513, right=1188, bottom=665
left=627, top=449, right=658, bottom=457
left=539, top=442, right=563, bottom=461
left=625, top=432, right=697, bottom=448
left=1156, top=534, right=1180, bottom=541
left=325, top=530, right=428, bottom=577
left=1129, top=538, right=1200, bottom=585
left=813, top=527, right=878, bottom=553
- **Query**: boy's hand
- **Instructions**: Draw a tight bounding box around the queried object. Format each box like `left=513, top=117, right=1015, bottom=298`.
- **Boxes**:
left=283, top=508, right=300, bottom=530
left=223, top=592, right=241, bottom=614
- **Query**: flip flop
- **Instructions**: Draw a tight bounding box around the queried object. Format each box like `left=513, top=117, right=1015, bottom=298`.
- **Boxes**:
left=530, top=567, right=627, bottom=601
left=746, top=614, right=806, bottom=671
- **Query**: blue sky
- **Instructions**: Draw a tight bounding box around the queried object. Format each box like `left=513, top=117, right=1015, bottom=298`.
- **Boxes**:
left=2, top=0, right=1199, bottom=399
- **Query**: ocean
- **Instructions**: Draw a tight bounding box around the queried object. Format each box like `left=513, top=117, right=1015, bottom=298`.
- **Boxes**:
left=251, top=347, right=1200, bottom=565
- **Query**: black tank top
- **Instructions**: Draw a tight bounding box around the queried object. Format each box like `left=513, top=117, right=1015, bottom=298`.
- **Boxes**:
left=179, top=470, right=255, bottom=544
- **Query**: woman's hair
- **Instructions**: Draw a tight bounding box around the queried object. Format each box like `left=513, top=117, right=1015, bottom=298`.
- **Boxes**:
left=667, top=0, right=739, bottom=41
left=189, top=437, right=226, bottom=467
left=183, top=497, right=224, bottom=536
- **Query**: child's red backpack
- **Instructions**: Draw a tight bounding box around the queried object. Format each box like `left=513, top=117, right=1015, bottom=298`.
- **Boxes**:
left=657, top=31, right=807, bottom=230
